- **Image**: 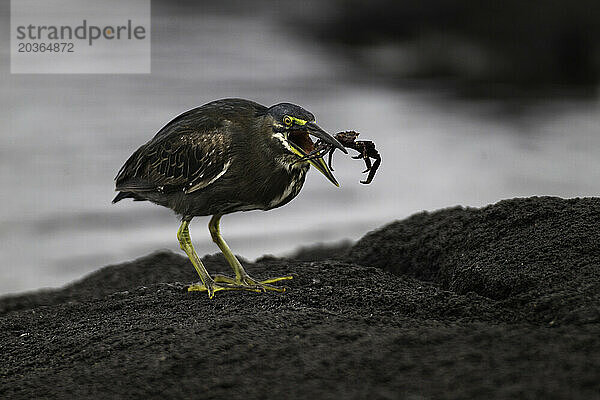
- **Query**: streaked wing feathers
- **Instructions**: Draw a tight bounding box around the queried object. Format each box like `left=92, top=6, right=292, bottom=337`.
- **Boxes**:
left=115, top=130, right=232, bottom=194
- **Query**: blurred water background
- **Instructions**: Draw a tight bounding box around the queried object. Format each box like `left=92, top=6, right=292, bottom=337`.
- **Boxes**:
left=1, top=0, right=600, bottom=295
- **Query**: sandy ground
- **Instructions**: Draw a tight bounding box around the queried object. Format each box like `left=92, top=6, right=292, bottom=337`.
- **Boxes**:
left=1, top=197, right=599, bottom=399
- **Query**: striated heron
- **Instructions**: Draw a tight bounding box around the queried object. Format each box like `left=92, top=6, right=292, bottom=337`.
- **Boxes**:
left=113, top=98, right=347, bottom=298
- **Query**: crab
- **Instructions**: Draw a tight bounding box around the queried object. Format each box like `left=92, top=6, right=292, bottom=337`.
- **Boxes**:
left=298, top=130, right=380, bottom=184
left=328, top=131, right=381, bottom=184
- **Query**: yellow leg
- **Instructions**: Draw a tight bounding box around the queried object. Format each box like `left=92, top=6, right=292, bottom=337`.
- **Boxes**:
left=177, top=220, right=261, bottom=298
left=208, top=215, right=293, bottom=292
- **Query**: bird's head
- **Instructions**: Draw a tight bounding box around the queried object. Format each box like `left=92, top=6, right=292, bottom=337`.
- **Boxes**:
left=266, top=103, right=347, bottom=186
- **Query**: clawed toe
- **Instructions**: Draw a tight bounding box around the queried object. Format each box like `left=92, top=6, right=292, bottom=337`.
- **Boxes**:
left=187, top=280, right=262, bottom=298
left=259, top=275, right=293, bottom=285
left=187, top=274, right=293, bottom=298
left=212, top=274, right=293, bottom=293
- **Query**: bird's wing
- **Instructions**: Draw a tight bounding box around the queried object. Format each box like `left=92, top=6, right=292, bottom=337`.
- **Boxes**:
left=115, top=129, right=233, bottom=194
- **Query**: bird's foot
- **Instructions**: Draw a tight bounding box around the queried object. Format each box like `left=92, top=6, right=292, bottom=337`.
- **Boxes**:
left=213, top=274, right=293, bottom=293
left=187, top=279, right=263, bottom=299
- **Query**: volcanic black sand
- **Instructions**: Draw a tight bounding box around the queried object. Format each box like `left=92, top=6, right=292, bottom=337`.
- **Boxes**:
left=1, top=197, right=599, bottom=399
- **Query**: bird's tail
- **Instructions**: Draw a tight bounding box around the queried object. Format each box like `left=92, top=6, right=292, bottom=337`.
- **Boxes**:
left=112, top=191, right=147, bottom=203
left=112, top=191, right=129, bottom=203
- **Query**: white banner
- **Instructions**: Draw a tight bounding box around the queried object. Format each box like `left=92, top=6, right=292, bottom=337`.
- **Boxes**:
left=11, top=0, right=151, bottom=74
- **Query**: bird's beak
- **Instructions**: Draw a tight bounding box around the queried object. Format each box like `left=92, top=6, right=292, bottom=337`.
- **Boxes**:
left=305, top=122, right=348, bottom=155
left=288, top=122, right=347, bottom=187
left=308, top=152, right=340, bottom=187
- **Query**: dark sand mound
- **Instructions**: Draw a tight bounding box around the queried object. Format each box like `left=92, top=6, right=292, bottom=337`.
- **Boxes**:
left=349, top=197, right=600, bottom=325
left=1, top=197, right=599, bottom=399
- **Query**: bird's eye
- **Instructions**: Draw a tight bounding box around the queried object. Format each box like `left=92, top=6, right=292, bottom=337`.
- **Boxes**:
left=283, top=116, right=292, bottom=126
